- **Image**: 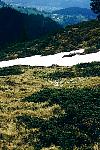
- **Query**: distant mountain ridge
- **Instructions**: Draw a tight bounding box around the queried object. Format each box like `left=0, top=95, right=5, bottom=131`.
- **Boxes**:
left=9, top=6, right=96, bottom=27
left=3, top=0, right=90, bottom=11
left=2, top=0, right=94, bottom=27
left=51, top=7, right=96, bottom=26
left=52, top=7, right=95, bottom=16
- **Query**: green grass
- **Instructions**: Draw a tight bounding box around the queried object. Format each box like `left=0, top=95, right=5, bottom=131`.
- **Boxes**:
left=0, top=62, right=100, bottom=149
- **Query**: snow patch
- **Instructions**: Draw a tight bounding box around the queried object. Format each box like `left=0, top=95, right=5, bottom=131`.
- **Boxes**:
left=0, top=49, right=100, bottom=68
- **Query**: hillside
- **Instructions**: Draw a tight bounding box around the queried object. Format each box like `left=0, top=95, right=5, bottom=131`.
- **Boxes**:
left=6, top=6, right=96, bottom=27
left=51, top=7, right=96, bottom=26
left=53, top=7, right=95, bottom=16
left=0, top=62, right=100, bottom=149
left=13, top=6, right=43, bottom=15
left=0, top=7, right=61, bottom=48
left=1, top=19, right=100, bottom=61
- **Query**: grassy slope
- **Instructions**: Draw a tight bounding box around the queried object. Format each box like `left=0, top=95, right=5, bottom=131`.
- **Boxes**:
left=0, top=20, right=100, bottom=61
left=0, top=62, right=100, bottom=150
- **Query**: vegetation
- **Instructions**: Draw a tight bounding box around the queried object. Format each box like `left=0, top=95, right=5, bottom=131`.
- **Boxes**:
left=0, top=66, right=23, bottom=76
left=0, top=19, right=100, bottom=61
left=84, top=46, right=98, bottom=54
left=0, top=62, right=100, bottom=149
left=47, top=62, right=100, bottom=80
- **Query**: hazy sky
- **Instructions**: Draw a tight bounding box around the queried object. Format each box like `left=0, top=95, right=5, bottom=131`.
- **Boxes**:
left=3, top=0, right=90, bottom=8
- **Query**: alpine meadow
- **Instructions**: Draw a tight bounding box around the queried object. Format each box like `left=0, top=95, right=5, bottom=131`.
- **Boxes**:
left=0, top=0, right=100, bottom=150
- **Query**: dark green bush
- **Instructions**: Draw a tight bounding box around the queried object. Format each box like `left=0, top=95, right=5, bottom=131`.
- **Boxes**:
left=75, top=62, right=100, bottom=77
left=84, top=46, right=98, bottom=54
left=48, top=70, right=75, bottom=80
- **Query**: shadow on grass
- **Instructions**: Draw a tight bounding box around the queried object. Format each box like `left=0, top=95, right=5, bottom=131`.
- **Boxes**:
left=0, top=66, right=24, bottom=76
left=18, top=87, right=100, bottom=149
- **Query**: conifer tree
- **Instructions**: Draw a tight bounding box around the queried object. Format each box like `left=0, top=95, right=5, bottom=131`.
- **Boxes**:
left=90, top=0, right=100, bottom=19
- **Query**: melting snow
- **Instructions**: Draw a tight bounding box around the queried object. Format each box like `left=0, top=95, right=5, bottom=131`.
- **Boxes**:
left=0, top=49, right=100, bottom=68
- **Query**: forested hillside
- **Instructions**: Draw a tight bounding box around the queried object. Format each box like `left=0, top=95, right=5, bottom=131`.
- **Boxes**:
left=0, top=7, right=61, bottom=48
